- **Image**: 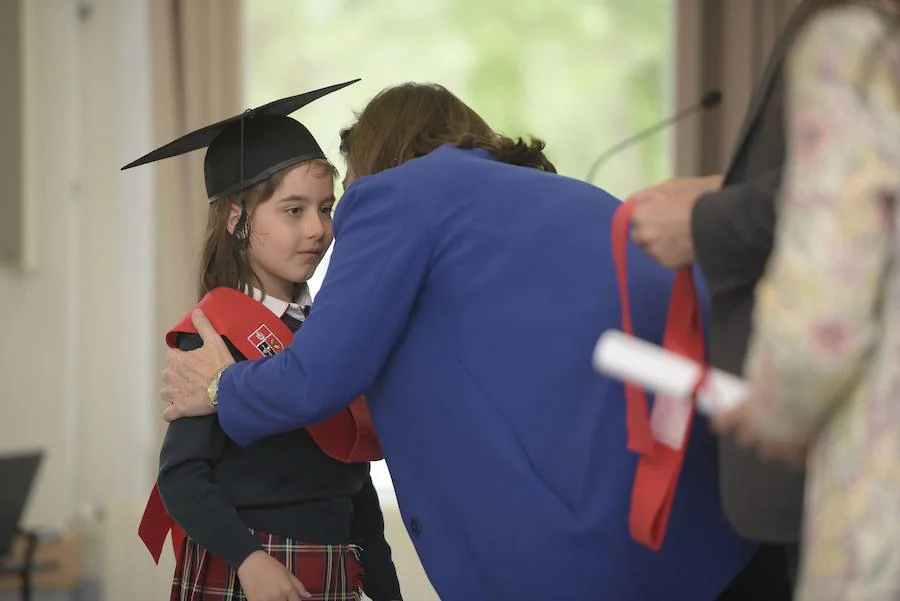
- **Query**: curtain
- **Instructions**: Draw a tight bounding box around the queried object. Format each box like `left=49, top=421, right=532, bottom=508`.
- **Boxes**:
left=151, top=0, right=243, bottom=438
left=674, top=0, right=804, bottom=175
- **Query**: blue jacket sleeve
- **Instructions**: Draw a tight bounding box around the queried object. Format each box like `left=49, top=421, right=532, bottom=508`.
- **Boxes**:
left=218, top=175, right=433, bottom=446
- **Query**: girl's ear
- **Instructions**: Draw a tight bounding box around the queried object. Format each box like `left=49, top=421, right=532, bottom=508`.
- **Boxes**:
left=226, top=202, right=242, bottom=235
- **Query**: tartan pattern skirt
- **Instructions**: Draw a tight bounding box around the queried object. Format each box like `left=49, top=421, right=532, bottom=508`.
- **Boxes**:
left=169, top=529, right=364, bottom=601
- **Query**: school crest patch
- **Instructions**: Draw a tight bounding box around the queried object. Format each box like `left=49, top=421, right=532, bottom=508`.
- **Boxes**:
left=248, top=325, right=284, bottom=357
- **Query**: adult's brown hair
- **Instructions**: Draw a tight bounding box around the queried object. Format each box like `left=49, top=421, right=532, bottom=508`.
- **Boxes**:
left=339, top=83, right=556, bottom=178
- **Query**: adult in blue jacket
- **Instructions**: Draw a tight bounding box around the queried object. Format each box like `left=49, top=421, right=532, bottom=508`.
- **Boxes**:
left=161, top=83, right=756, bottom=600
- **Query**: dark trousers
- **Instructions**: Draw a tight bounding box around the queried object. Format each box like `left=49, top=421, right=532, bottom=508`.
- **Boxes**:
left=716, top=543, right=799, bottom=601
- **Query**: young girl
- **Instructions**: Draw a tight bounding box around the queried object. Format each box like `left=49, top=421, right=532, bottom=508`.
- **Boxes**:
left=125, top=81, right=402, bottom=601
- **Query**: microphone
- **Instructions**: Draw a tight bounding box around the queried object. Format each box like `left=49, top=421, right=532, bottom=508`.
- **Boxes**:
left=584, top=89, right=722, bottom=184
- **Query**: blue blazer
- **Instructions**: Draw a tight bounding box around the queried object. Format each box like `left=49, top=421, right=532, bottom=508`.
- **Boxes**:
left=218, top=146, right=756, bottom=600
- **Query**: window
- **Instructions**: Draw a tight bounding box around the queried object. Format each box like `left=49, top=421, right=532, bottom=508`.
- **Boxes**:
left=244, top=0, right=673, bottom=494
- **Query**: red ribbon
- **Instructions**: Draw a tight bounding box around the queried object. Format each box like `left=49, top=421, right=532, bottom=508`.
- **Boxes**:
left=611, top=200, right=707, bottom=550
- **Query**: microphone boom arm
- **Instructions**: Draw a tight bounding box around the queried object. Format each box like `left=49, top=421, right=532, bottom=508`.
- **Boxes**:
left=584, top=89, right=722, bottom=184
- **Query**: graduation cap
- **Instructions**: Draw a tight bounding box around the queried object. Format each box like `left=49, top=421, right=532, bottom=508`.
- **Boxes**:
left=121, top=79, right=360, bottom=246
left=122, top=79, right=359, bottom=200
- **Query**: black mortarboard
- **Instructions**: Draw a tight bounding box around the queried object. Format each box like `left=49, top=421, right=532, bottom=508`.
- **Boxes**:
left=121, top=79, right=360, bottom=202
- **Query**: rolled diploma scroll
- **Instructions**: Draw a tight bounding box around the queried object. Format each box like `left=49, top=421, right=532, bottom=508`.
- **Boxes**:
left=593, top=329, right=747, bottom=417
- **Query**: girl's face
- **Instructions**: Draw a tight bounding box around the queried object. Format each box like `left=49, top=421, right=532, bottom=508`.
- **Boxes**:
left=230, top=163, right=335, bottom=300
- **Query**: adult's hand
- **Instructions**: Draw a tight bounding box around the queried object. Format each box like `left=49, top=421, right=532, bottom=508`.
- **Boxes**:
left=161, top=309, right=234, bottom=422
left=628, top=175, right=722, bottom=268
left=712, top=401, right=808, bottom=469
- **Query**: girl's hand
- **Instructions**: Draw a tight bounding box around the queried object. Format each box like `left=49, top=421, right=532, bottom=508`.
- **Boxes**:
left=237, top=550, right=311, bottom=601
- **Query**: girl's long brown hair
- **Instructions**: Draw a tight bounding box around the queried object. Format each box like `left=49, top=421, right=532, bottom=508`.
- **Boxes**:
left=339, top=83, right=556, bottom=178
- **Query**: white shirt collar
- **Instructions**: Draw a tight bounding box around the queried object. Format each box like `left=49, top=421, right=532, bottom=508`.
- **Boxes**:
left=247, top=285, right=311, bottom=321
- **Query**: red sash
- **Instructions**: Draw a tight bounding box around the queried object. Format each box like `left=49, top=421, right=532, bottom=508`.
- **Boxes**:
left=611, top=200, right=706, bottom=551
left=138, top=287, right=382, bottom=564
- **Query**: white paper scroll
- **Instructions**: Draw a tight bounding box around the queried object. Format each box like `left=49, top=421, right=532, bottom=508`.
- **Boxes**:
left=592, top=330, right=747, bottom=419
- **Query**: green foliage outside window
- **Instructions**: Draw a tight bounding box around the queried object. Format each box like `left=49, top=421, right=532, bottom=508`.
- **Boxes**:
left=244, top=0, right=672, bottom=199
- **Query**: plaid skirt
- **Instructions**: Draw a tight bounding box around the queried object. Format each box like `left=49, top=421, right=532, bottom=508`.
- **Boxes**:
left=170, top=530, right=363, bottom=601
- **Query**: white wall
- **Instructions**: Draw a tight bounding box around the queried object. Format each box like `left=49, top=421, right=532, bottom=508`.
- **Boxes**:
left=0, top=0, right=157, bottom=528
left=0, top=2, right=162, bottom=599
left=0, top=0, right=80, bottom=528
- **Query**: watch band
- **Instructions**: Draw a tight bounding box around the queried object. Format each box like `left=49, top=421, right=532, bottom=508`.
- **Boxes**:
left=207, top=365, right=228, bottom=407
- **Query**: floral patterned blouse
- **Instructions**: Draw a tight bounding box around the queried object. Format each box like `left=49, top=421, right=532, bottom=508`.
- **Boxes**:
left=743, top=4, right=900, bottom=599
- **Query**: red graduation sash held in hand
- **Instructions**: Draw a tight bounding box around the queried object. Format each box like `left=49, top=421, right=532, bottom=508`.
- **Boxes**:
left=138, top=287, right=382, bottom=564
left=611, top=200, right=707, bottom=551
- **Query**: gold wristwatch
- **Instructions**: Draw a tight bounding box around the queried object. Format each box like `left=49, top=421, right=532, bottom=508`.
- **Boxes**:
left=207, top=365, right=229, bottom=407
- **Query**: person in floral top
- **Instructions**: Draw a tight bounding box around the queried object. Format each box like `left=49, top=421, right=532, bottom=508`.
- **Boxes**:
left=716, top=1, right=900, bottom=598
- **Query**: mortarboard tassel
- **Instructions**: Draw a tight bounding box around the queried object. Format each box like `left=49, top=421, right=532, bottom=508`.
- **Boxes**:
left=232, top=196, right=251, bottom=250
left=232, top=110, right=253, bottom=250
